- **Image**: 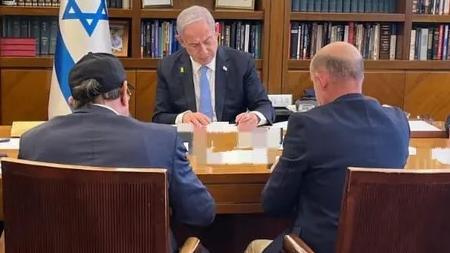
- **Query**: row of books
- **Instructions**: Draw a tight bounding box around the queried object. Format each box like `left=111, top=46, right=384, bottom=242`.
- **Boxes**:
left=291, top=0, right=397, bottom=13
left=141, top=20, right=180, bottom=58
left=1, top=0, right=128, bottom=8
left=412, top=0, right=450, bottom=14
left=1, top=16, right=57, bottom=56
left=141, top=20, right=263, bottom=59
left=106, top=0, right=129, bottom=9
left=215, top=21, right=262, bottom=59
left=1, top=0, right=59, bottom=6
left=410, top=25, right=450, bottom=60
left=290, top=22, right=398, bottom=60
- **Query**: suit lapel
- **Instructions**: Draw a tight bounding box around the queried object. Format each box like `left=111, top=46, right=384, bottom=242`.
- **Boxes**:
left=178, top=51, right=197, bottom=112
left=215, top=47, right=228, bottom=121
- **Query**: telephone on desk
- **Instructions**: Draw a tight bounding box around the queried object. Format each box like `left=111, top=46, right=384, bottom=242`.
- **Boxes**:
left=272, top=89, right=317, bottom=122
left=294, top=88, right=317, bottom=112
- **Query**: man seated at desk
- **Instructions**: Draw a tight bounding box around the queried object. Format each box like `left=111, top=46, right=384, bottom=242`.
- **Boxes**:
left=152, top=5, right=274, bottom=131
left=246, top=42, right=410, bottom=253
left=18, top=52, right=215, bottom=252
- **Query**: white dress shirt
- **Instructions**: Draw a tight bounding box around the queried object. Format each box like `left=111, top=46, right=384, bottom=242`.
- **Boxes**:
left=175, top=57, right=267, bottom=125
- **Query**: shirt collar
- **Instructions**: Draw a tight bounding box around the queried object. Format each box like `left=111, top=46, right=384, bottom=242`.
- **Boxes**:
left=92, top=104, right=120, bottom=115
left=190, top=56, right=216, bottom=73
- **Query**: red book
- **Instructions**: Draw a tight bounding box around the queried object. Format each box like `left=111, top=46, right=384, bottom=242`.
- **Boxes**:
left=438, top=24, right=444, bottom=60
left=0, top=44, right=35, bottom=51
left=0, top=50, right=36, bottom=57
left=348, top=22, right=355, bottom=45
left=0, top=38, right=36, bottom=45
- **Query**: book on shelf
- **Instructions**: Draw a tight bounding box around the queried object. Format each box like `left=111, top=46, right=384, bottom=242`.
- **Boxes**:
left=410, top=24, right=450, bottom=60
left=293, top=0, right=396, bottom=13
left=289, top=21, right=398, bottom=60
left=141, top=19, right=262, bottom=59
left=0, top=37, right=36, bottom=56
left=413, top=0, right=450, bottom=14
left=1, top=16, right=57, bottom=56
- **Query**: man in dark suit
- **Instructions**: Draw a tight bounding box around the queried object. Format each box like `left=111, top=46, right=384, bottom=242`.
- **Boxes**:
left=245, top=42, right=410, bottom=253
left=19, top=52, right=215, bottom=252
left=152, top=5, right=274, bottom=131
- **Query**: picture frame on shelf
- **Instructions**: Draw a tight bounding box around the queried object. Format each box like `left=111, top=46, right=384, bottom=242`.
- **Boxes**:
left=142, top=0, right=172, bottom=8
left=109, top=20, right=129, bottom=57
left=215, top=0, right=255, bottom=10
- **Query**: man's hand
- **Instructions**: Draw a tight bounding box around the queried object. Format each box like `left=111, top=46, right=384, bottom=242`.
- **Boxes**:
left=183, top=112, right=211, bottom=127
left=235, top=112, right=260, bottom=131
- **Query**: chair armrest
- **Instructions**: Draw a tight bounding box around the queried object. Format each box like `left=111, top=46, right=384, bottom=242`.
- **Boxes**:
left=179, top=237, right=202, bottom=253
left=283, top=234, right=315, bottom=253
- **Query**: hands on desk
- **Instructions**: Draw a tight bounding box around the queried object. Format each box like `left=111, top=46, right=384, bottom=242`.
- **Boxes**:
left=182, top=112, right=211, bottom=127
left=235, top=112, right=259, bottom=131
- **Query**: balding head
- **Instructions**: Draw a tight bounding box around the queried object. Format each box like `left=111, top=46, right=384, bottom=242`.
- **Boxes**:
left=310, top=42, right=364, bottom=105
left=311, top=42, right=364, bottom=83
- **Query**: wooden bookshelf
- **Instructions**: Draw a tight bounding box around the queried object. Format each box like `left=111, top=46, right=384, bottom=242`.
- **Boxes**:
left=281, top=0, right=450, bottom=121
left=290, top=12, right=406, bottom=22
left=0, top=0, right=272, bottom=124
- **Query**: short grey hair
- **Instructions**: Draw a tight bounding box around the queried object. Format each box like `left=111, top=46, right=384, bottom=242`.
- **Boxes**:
left=310, top=54, right=364, bottom=82
left=71, top=79, right=121, bottom=109
left=176, top=5, right=215, bottom=35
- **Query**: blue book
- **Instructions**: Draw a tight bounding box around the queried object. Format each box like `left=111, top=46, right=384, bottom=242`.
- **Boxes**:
left=300, top=0, right=307, bottom=11
left=307, top=0, right=314, bottom=12
left=364, top=0, right=372, bottom=12
left=378, top=0, right=384, bottom=12
left=350, top=0, right=358, bottom=12
left=336, top=0, right=343, bottom=12
left=290, top=22, right=299, bottom=59
left=292, top=0, right=300, bottom=11
left=314, top=0, right=321, bottom=12
left=343, top=0, right=351, bottom=12
left=358, top=0, right=364, bottom=12
left=321, top=0, right=328, bottom=12
left=329, top=0, right=337, bottom=12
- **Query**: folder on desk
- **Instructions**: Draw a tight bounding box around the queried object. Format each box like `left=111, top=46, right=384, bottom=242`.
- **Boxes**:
left=10, top=121, right=45, bottom=137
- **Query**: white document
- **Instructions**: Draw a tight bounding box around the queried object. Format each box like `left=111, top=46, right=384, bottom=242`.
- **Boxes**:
left=272, top=121, right=288, bottom=129
left=0, top=138, right=20, bottom=150
left=408, top=120, right=441, bottom=131
left=431, top=148, right=450, bottom=165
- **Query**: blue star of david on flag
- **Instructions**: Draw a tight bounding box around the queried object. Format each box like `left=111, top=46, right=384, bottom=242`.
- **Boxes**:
left=49, top=0, right=112, bottom=117
left=62, top=0, right=108, bottom=36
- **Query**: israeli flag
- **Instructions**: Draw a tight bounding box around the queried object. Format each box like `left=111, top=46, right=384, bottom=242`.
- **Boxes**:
left=48, top=0, right=112, bottom=118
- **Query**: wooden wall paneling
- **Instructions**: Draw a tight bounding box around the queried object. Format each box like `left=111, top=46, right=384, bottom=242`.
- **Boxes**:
left=1, top=69, right=51, bottom=125
left=363, top=71, right=405, bottom=108
left=135, top=70, right=157, bottom=122
left=404, top=72, right=450, bottom=121
left=260, top=0, right=270, bottom=89
left=266, top=0, right=284, bottom=93
left=281, top=0, right=292, bottom=92
left=285, top=71, right=313, bottom=101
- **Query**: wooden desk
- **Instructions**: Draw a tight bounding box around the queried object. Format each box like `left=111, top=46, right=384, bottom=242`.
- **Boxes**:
left=409, top=121, right=448, bottom=138
left=0, top=126, right=449, bottom=252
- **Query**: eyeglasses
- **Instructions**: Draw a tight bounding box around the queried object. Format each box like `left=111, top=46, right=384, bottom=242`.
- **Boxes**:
left=127, top=83, right=135, bottom=97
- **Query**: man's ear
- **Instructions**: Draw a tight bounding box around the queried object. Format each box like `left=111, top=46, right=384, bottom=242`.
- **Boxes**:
left=176, top=34, right=185, bottom=47
left=67, top=96, right=75, bottom=109
left=316, top=71, right=330, bottom=89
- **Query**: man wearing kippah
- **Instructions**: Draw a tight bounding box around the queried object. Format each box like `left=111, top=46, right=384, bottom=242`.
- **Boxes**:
left=18, top=52, right=215, bottom=252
